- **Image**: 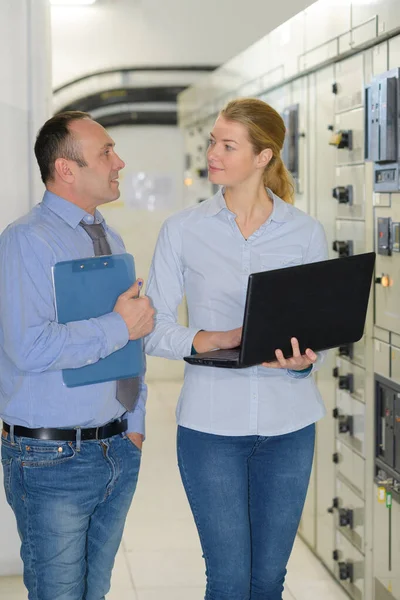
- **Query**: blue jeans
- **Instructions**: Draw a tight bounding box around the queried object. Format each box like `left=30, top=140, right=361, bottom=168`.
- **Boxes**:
left=1, top=430, right=141, bottom=600
left=177, top=423, right=315, bottom=600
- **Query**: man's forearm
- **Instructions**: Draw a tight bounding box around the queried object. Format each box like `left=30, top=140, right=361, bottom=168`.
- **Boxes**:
left=6, top=312, right=128, bottom=373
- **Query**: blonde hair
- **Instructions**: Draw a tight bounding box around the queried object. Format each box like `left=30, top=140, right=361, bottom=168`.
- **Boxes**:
left=220, top=98, right=294, bottom=204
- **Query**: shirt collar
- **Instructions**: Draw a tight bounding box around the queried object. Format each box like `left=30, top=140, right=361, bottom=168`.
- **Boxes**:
left=203, top=187, right=292, bottom=223
left=42, top=191, right=105, bottom=229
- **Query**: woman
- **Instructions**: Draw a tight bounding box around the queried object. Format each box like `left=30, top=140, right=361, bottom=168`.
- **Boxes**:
left=145, top=98, right=327, bottom=600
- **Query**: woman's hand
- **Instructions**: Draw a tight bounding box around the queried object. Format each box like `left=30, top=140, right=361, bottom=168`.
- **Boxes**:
left=262, top=337, right=317, bottom=370
left=192, top=327, right=242, bottom=354
left=215, top=327, right=242, bottom=350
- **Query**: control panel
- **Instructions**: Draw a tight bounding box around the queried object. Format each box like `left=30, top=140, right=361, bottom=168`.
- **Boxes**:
left=282, top=103, right=300, bottom=189
left=375, top=374, right=400, bottom=502
left=365, top=68, right=400, bottom=192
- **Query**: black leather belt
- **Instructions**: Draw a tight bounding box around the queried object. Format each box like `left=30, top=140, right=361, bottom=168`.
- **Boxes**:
left=2, top=418, right=127, bottom=442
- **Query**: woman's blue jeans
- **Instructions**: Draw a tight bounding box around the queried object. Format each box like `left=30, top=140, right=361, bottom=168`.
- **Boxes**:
left=177, top=423, right=315, bottom=600
left=1, top=430, right=141, bottom=600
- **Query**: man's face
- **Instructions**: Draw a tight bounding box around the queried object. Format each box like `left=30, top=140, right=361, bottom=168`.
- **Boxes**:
left=68, top=119, right=125, bottom=207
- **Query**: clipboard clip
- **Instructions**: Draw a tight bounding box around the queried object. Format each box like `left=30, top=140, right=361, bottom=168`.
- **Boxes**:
left=72, top=257, right=114, bottom=272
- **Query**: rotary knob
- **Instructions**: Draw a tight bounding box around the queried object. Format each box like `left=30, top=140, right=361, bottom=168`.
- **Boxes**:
left=339, top=374, right=354, bottom=393
left=332, top=185, right=353, bottom=205
left=375, top=274, right=393, bottom=287
left=339, top=508, right=354, bottom=528
left=338, top=415, right=353, bottom=435
left=332, top=240, right=353, bottom=258
left=338, top=561, right=353, bottom=581
left=339, top=344, right=353, bottom=359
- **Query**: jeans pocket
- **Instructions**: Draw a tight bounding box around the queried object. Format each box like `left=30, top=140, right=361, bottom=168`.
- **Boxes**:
left=123, top=434, right=142, bottom=454
left=1, top=457, right=13, bottom=505
left=1, top=432, right=17, bottom=450
left=21, top=441, right=76, bottom=468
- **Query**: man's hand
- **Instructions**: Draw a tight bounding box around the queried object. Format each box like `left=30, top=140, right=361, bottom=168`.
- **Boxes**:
left=113, top=279, right=155, bottom=340
left=127, top=432, right=143, bottom=451
left=262, top=337, right=317, bottom=370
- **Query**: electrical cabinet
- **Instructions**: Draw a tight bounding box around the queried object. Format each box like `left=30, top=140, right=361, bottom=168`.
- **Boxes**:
left=374, top=493, right=400, bottom=600
left=329, top=479, right=365, bottom=554
left=365, top=69, right=400, bottom=192
left=334, top=530, right=365, bottom=600
left=374, top=200, right=400, bottom=335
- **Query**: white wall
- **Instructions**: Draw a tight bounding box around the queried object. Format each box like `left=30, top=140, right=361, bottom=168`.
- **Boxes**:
left=178, top=0, right=400, bottom=119
left=0, top=0, right=52, bottom=577
left=51, top=0, right=317, bottom=88
left=0, top=0, right=51, bottom=217
left=100, top=125, right=186, bottom=381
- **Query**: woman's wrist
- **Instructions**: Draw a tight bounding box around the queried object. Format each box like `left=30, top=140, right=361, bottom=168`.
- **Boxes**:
left=289, top=365, right=312, bottom=373
left=192, top=330, right=220, bottom=354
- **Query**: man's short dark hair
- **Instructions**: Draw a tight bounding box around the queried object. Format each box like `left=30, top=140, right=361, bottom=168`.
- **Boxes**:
left=34, top=111, right=91, bottom=184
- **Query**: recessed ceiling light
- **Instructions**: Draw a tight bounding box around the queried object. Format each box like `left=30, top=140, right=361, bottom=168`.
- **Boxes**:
left=50, top=0, right=97, bottom=6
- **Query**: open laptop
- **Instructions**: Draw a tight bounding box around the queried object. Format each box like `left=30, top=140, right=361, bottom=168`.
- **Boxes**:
left=184, top=252, right=376, bottom=368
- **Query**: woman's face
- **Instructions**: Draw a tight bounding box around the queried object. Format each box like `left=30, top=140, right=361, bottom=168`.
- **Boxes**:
left=207, top=116, right=271, bottom=187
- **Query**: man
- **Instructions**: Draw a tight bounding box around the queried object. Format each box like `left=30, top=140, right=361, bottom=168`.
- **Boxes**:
left=0, top=111, right=154, bottom=599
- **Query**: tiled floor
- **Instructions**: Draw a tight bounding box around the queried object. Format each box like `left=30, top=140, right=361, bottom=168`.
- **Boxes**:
left=0, top=381, right=349, bottom=600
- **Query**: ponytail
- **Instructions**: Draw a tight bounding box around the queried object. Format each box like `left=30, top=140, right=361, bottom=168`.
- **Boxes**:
left=263, top=155, right=294, bottom=205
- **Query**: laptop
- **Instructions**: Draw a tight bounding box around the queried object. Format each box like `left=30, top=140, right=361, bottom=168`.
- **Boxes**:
left=184, top=252, right=376, bottom=369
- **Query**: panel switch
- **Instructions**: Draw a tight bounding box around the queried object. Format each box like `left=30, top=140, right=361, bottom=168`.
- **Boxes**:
left=332, top=185, right=353, bottom=205
left=339, top=374, right=354, bottom=393
left=333, top=409, right=354, bottom=435
left=332, top=240, right=353, bottom=257
left=339, top=344, right=354, bottom=359
left=329, top=130, right=353, bottom=149
left=339, top=508, right=354, bottom=528
left=338, top=415, right=354, bottom=435
left=338, top=561, right=354, bottom=582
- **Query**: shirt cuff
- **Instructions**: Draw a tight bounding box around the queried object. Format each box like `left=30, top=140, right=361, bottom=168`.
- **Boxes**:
left=179, top=327, right=204, bottom=359
left=96, top=312, right=129, bottom=356
left=191, top=329, right=205, bottom=355
left=125, top=375, right=147, bottom=437
left=126, top=407, right=146, bottom=437
left=286, top=365, right=313, bottom=379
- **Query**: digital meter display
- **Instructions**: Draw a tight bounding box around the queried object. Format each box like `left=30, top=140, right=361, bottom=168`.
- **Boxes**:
left=392, top=222, right=400, bottom=252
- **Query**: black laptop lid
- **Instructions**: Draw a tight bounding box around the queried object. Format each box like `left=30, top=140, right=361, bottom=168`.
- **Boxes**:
left=239, top=252, right=375, bottom=366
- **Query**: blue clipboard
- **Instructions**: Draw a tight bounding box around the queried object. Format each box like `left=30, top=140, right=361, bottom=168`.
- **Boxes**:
left=53, top=253, right=144, bottom=387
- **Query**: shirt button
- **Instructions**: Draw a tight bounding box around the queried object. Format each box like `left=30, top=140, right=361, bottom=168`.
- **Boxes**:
left=86, top=359, right=93, bottom=365
left=114, top=345, right=120, bottom=351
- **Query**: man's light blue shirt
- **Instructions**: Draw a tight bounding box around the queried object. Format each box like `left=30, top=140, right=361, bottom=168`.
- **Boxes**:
left=145, top=188, right=327, bottom=436
left=0, top=191, right=146, bottom=434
